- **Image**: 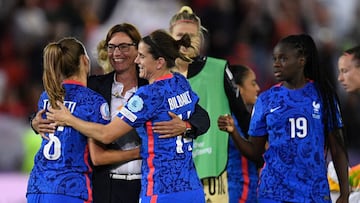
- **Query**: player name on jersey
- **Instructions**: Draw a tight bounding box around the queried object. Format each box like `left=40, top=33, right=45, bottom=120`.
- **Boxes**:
left=43, top=99, right=77, bottom=113
left=168, top=91, right=192, bottom=110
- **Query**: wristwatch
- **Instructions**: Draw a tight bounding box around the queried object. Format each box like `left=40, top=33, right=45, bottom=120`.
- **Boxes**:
left=183, top=121, right=194, bottom=138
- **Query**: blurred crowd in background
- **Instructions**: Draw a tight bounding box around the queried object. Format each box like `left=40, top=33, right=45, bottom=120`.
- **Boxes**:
left=1, top=0, right=360, bottom=173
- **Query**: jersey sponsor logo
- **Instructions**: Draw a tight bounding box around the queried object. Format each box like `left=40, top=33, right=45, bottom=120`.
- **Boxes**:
left=100, top=102, right=111, bottom=120
left=312, top=101, right=320, bottom=110
left=127, top=95, right=144, bottom=113
left=119, top=107, right=137, bottom=122
left=168, top=91, right=192, bottom=110
left=270, top=106, right=281, bottom=113
left=312, top=101, right=321, bottom=119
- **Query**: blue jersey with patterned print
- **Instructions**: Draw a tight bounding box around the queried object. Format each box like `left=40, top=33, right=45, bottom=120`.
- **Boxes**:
left=117, top=73, right=203, bottom=201
left=27, top=82, right=110, bottom=201
left=227, top=114, right=258, bottom=203
left=248, top=82, right=343, bottom=203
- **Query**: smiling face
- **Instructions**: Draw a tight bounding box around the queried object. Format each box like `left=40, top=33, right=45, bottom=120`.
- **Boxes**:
left=107, top=32, right=138, bottom=74
left=134, top=41, right=160, bottom=82
left=338, top=54, right=360, bottom=93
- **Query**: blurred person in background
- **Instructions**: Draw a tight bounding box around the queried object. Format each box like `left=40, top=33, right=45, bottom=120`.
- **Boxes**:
left=336, top=46, right=360, bottom=202
left=338, top=45, right=360, bottom=93
left=337, top=45, right=360, bottom=165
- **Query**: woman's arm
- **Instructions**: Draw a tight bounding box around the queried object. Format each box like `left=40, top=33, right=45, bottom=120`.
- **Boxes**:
left=153, top=103, right=210, bottom=139
left=89, top=138, right=140, bottom=166
left=187, top=104, right=210, bottom=137
left=329, top=129, right=350, bottom=202
left=218, top=114, right=266, bottom=161
left=47, top=101, right=132, bottom=144
left=30, top=109, right=56, bottom=136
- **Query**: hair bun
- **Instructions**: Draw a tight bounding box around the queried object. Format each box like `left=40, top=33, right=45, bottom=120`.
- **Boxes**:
left=179, top=6, right=193, bottom=14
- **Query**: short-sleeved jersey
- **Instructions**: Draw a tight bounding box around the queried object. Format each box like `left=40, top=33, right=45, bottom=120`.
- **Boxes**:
left=27, top=81, right=110, bottom=201
left=117, top=73, right=203, bottom=202
left=248, top=82, right=343, bottom=203
left=227, top=115, right=258, bottom=203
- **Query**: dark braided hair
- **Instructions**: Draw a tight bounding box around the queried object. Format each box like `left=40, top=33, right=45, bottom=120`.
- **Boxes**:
left=279, top=34, right=347, bottom=157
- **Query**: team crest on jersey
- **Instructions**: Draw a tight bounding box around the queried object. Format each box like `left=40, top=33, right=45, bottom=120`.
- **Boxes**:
left=127, top=95, right=143, bottom=113
left=100, top=102, right=111, bottom=120
left=312, top=101, right=320, bottom=119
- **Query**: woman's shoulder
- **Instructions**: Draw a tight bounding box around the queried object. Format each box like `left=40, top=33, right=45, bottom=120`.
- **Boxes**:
left=88, top=71, right=114, bottom=83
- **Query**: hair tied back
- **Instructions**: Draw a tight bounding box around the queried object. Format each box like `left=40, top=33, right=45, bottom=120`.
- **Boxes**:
left=177, top=34, right=191, bottom=49
left=56, top=43, right=68, bottom=53
left=179, top=6, right=193, bottom=14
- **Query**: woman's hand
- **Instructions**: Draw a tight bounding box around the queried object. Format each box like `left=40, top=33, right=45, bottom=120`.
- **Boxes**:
left=217, top=114, right=235, bottom=134
left=154, top=112, right=187, bottom=138
left=32, top=109, right=56, bottom=140
left=46, top=101, right=72, bottom=126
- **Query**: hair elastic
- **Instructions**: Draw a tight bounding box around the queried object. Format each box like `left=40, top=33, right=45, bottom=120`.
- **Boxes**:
left=171, top=19, right=197, bottom=28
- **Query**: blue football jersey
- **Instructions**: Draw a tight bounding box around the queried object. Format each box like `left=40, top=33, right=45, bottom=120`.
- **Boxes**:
left=249, top=82, right=342, bottom=203
left=117, top=73, right=204, bottom=202
left=27, top=81, right=110, bottom=201
left=227, top=115, right=258, bottom=203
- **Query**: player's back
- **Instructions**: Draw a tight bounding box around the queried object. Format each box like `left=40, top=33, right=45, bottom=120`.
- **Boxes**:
left=119, top=73, right=202, bottom=197
left=27, top=82, right=109, bottom=201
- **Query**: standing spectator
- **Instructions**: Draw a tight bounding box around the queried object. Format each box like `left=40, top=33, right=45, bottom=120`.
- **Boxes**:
left=47, top=30, right=206, bottom=203
left=218, top=34, right=349, bottom=202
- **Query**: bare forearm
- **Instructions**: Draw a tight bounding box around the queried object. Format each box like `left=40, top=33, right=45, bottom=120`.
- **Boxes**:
left=329, top=130, right=350, bottom=198
left=334, top=157, right=350, bottom=197
left=92, top=148, right=140, bottom=166
left=229, top=130, right=263, bottom=161
left=218, top=114, right=264, bottom=160
left=331, top=145, right=350, bottom=197
left=67, top=116, right=114, bottom=144
left=47, top=102, right=132, bottom=143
